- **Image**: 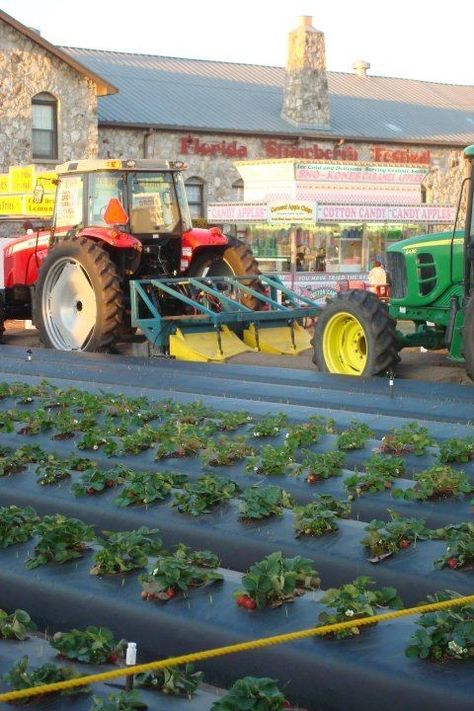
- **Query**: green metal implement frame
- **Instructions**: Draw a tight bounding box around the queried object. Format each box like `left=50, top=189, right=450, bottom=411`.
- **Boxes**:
left=129, top=274, right=321, bottom=350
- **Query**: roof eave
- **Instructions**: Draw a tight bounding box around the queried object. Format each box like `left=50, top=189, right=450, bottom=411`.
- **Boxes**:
left=98, top=120, right=470, bottom=147
left=0, top=10, right=117, bottom=96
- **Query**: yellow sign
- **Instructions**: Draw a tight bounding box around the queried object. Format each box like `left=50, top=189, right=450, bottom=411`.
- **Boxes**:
left=24, top=195, right=55, bottom=216
left=0, top=175, right=8, bottom=194
left=9, top=165, right=35, bottom=193
left=0, top=195, right=23, bottom=214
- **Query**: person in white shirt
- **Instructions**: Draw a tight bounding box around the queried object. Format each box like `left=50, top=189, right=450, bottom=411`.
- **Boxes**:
left=368, top=260, right=387, bottom=292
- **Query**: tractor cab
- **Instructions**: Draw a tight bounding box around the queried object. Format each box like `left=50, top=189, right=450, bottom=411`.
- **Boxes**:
left=53, top=159, right=195, bottom=278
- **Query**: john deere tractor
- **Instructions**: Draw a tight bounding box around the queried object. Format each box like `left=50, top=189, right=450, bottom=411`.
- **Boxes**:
left=313, top=144, right=474, bottom=379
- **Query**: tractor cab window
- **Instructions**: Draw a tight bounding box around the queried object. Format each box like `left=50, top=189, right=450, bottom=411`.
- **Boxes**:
left=54, top=175, right=84, bottom=229
left=129, top=172, right=180, bottom=234
left=88, top=173, right=126, bottom=227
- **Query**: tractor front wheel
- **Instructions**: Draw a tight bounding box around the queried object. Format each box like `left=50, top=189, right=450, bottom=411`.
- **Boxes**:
left=35, top=237, right=123, bottom=352
left=312, top=289, right=399, bottom=376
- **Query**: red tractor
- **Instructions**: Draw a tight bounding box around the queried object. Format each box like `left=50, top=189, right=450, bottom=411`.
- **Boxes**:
left=0, top=159, right=261, bottom=352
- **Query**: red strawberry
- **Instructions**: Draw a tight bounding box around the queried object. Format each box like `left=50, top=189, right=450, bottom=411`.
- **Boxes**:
left=243, top=596, right=256, bottom=610
left=281, top=702, right=291, bottom=709
left=86, top=487, right=95, bottom=495
left=107, top=653, right=118, bottom=663
left=166, top=587, right=176, bottom=599
left=447, top=557, right=459, bottom=569
left=306, top=473, right=318, bottom=484
left=399, top=539, right=410, bottom=549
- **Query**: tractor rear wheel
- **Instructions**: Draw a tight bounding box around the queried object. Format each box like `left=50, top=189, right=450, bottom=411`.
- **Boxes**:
left=312, top=289, right=399, bottom=376
left=35, top=237, right=123, bottom=352
left=189, top=237, right=264, bottom=309
left=461, top=294, right=474, bottom=380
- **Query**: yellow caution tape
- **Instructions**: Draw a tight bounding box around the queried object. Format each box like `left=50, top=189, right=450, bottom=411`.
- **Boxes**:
left=0, top=593, right=473, bottom=702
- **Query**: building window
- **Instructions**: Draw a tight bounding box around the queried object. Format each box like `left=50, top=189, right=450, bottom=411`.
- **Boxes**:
left=232, top=179, right=244, bottom=202
left=185, top=177, right=204, bottom=218
left=32, top=93, right=58, bottom=160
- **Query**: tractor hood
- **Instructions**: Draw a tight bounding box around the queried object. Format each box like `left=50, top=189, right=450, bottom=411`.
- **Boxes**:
left=387, top=230, right=463, bottom=255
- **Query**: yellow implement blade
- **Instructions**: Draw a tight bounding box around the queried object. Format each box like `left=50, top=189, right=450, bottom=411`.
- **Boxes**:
left=169, top=326, right=255, bottom=362
left=243, top=322, right=312, bottom=355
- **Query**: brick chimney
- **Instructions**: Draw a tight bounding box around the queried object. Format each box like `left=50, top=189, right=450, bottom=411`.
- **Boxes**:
left=281, top=16, right=330, bottom=129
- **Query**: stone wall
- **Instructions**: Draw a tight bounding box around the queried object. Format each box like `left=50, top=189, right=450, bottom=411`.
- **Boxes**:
left=0, top=19, right=98, bottom=172
left=99, top=127, right=465, bottom=211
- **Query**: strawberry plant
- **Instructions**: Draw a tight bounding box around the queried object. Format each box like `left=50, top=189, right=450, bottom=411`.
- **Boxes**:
left=0, top=609, right=36, bottom=640
left=77, top=428, right=118, bottom=455
left=361, top=511, right=431, bottom=562
left=66, top=454, right=96, bottom=471
left=285, top=415, right=336, bottom=449
left=392, top=464, right=474, bottom=501
left=212, top=410, right=253, bottom=431
left=364, top=453, right=406, bottom=478
left=118, top=424, right=158, bottom=454
left=0, top=451, right=27, bottom=477
left=172, top=475, right=240, bottom=516
left=345, top=469, right=396, bottom=498
left=25, top=514, right=96, bottom=569
left=239, top=485, right=294, bottom=521
left=405, top=591, right=474, bottom=660
left=0, top=408, right=21, bottom=433
left=136, top=663, right=203, bottom=697
left=201, top=436, right=255, bottom=466
left=251, top=413, right=288, bottom=438
left=294, top=495, right=352, bottom=537
left=35, top=458, right=71, bottom=486
left=210, top=676, right=289, bottom=710
left=295, top=450, right=345, bottom=483
left=71, top=466, right=127, bottom=496
left=380, top=422, right=434, bottom=456
left=245, top=444, right=296, bottom=476
left=0, top=505, right=40, bottom=548
left=432, top=523, right=474, bottom=570
left=438, top=437, right=474, bottom=463
left=336, top=421, right=373, bottom=450
left=3, top=655, right=89, bottom=702
left=90, top=527, right=163, bottom=575
left=173, top=544, right=220, bottom=569
left=235, top=552, right=319, bottom=609
left=51, top=625, right=126, bottom=664
left=154, top=422, right=210, bottom=459
left=139, top=551, right=223, bottom=600
left=17, top=408, right=54, bottom=436
left=318, top=576, right=403, bottom=638
left=51, top=410, right=79, bottom=440
left=114, top=471, right=186, bottom=507
left=90, top=691, right=147, bottom=710
left=171, top=400, right=216, bottom=424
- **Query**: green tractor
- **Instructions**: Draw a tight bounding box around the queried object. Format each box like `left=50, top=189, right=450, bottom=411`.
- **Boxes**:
left=313, top=144, right=474, bottom=378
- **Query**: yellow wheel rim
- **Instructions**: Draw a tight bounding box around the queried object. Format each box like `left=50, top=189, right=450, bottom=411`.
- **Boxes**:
left=322, top=311, right=368, bottom=375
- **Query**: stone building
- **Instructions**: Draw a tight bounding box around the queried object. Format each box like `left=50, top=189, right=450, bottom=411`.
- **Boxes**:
left=1, top=10, right=473, bottom=275
left=0, top=9, right=115, bottom=172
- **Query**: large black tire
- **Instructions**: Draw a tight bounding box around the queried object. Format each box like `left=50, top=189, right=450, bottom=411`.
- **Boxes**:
left=188, top=237, right=264, bottom=310
left=462, top=294, right=474, bottom=380
left=312, top=289, right=400, bottom=376
left=35, top=237, right=123, bottom=352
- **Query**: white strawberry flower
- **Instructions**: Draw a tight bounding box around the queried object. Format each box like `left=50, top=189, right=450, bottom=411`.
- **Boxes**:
left=345, top=609, right=355, bottom=617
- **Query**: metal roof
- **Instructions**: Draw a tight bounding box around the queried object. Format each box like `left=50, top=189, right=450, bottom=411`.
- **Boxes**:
left=63, top=47, right=474, bottom=145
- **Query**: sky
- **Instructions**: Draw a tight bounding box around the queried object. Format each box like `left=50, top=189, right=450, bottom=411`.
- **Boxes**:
left=2, top=0, right=474, bottom=85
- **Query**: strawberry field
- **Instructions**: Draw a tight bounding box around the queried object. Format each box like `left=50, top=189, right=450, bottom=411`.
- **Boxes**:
left=0, top=346, right=473, bottom=710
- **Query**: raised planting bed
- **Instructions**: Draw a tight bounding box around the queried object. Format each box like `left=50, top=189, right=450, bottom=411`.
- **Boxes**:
left=0, top=635, right=223, bottom=710
left=0, top=495, right=471, bottom=605
left=0, top=544, right=473, bottom=711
